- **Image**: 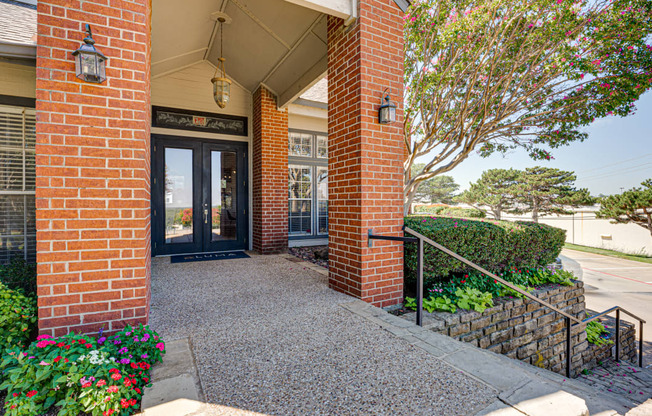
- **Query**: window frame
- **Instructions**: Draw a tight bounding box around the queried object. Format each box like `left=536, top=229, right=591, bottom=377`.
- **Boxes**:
left=288, top=129, right=328, bottom=240
left=0, top=96, right=37, bottom=264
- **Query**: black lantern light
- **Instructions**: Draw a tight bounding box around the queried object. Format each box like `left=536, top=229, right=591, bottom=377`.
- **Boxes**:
left=378, top=89, right=397, bottom=124
left=72, top=24, right=107, bottom=84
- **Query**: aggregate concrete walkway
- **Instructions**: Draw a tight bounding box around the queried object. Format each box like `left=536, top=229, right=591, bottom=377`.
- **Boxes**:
left=142, top=253, right=642, bottom=416
left=146, top=253, right=496, bottom=415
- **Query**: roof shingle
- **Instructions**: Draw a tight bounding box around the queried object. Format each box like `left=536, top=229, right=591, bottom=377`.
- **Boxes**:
left=0, top=0, right=37, bottom=47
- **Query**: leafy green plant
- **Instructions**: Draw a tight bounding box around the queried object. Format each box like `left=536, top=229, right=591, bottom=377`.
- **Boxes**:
left=586, top=320, right=613, bottom=346
left=455, top=287, right=493, bottom=313
left=0, top=325, right=166, bottom=416
left=498, top=283, right=533, bottom=299
left=404, top=297, right=417, bottom=311
left=423, top=296, right=457, bottom=313
left=0, top=258, right=37, bottom=297
left=0, top=282, right=37, bottom=351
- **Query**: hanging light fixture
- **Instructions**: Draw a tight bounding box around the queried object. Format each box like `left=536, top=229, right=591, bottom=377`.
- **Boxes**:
left=211, top=17, right=231, bottom=109
left=378, top=88, right=397, bottom=124
left=72, top=24, right=107, bottom=84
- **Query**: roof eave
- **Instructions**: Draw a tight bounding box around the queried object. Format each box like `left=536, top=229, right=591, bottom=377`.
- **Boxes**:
left=0, top=41, right=36, bottom=60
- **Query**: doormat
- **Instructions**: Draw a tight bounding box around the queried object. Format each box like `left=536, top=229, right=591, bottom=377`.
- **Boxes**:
left=170, top=251, right=250, bottom=264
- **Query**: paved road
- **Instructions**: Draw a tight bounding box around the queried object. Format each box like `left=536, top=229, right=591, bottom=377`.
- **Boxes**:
left=560, top=248, right=652, bottom=367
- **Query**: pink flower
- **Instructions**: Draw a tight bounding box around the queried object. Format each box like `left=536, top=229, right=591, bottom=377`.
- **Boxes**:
left=96, top=380, right=107, bottom=387
left=156, top=342, right=165, bottom=352
left=107, top=385, right=119, bottom=393
left=36, top=334, right=52, bottom=341
left=38, top=360, right=50, bottom=366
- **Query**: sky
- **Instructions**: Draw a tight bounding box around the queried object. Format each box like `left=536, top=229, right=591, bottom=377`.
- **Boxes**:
left=417, top=91, right=652, bottom=196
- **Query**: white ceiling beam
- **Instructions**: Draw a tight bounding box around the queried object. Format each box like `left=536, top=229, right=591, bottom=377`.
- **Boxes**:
left=261, top=14, right=324, bottom=85
left=283, top=0, right=355, bottom=20
left=277, top=56, right=327, bottom=109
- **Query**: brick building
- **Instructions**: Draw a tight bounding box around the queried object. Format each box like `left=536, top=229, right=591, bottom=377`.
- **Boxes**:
left=0, top=0, right=407, bottom=335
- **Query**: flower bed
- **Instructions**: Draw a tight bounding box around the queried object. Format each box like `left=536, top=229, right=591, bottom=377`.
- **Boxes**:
left=1, top=324, right=165, bottom=416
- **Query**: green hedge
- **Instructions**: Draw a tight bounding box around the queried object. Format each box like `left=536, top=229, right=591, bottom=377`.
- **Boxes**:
left=404, top=216, right=566, bottom=283
left=413, top=205, right=486, bottom=218
left=0, top=281, right=37, bottom=351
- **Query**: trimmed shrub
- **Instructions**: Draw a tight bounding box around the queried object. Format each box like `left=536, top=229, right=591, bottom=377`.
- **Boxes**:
left=0, top=282, right=37, bottom=351
left=413, top=205, right=485, bottom=218
left=404, top=216, right=566, bottom=283
left=0, top=258, right=37, bottom=297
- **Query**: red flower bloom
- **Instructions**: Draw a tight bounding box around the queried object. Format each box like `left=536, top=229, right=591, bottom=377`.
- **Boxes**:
left=78, top=339, right=86, bottom=344
left=121, top=398, right=129, bottom=408
left=26, top=390, right=37, bottom=398
left=96, top=380, right=107, bottom=387
left=107, top=385, right=119, bottom=393
left=135, top=388, right=141, bottom=394
left=130, top=362, right=138, bottom=369
left=461, top=280, right=466, bottom=284
left=103, top=409, right=115, bottom=416
left=109, top=368, right=120, bottom=374
left=85, top=343, right=93, bottom=349
left=53, top=356, right=62, bottom=363
left=123, top=378, right=132, bottom=387
left=57, top=342, right=65, bottom=347
left=64, top=358, right=69, bottom=363
left=12, top=393, right=19, bottom=397
left=82, top=382, right=92, bottom=388
left=111, top=373, right=122, bottom=381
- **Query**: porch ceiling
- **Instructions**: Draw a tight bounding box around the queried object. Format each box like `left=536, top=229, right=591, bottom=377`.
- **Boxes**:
left=152, top=0, right=329, bottom=108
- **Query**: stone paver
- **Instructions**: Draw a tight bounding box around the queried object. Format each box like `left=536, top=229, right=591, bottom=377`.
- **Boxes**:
left=576, top=359, right=652, bottom=406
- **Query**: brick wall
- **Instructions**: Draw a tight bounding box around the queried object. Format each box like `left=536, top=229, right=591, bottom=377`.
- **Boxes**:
left=408, top=282, right=638, bottom=377
left=252, top=86, right=289, bottom=254
left=35, top=0, right=152, bottom=336
left=326, top=0, right=405, bottom=307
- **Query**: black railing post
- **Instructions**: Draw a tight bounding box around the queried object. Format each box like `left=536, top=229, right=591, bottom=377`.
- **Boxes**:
left=416, top=237, right=424, bottom=327
left=565, top=317, right=572, bottom=378
left=615, top=309, right=621, bottom=362
left=639, top=322, right=644, bottom=368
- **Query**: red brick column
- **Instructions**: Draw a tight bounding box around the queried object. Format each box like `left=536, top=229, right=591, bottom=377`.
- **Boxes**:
left=35, top=1, right=152, bottom=336
left=252, top=86, right=289, bottom=254
left=327, top=0, right=405, bottom=308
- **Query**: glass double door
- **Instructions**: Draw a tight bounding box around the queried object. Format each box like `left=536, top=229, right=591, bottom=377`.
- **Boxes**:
left=152, top=135, right=247, bottom=256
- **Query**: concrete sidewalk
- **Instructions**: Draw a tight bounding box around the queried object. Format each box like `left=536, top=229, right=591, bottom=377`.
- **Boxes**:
left=140, top=254, right=641, bottom=416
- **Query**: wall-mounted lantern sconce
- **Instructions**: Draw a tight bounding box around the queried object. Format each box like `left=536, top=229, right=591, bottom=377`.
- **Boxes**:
left=72, top=24, right=107, bottom=84
left=378, top=88, right=397, bottom=124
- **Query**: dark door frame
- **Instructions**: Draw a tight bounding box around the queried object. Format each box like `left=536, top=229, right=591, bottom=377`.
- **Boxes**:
left=151, top=134, right=248, bottom=256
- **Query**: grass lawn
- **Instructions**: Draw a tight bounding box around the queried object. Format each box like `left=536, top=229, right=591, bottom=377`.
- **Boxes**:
left=564, top=243, right=652, bottom=265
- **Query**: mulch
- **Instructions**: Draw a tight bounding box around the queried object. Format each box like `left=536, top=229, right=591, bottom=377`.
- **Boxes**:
left=288, top=245, right=328, bottom=269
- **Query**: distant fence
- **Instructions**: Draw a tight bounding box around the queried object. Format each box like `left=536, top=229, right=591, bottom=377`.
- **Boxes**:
left=506, top=211, right=651, bottom=256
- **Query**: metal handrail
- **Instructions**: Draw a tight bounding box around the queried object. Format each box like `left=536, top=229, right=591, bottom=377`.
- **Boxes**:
left=583, top=306, right=645, bottom=368
left=368, top=226, right=646, bottom=376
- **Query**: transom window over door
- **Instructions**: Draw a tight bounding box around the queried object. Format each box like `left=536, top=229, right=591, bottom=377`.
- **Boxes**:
left=288, top=131, right=327, bottom=239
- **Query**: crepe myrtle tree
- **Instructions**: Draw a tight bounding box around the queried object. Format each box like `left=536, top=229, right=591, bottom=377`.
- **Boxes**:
left=402, top=0, right=652, bottom=214
left=597, top=179, right=652, bottom=236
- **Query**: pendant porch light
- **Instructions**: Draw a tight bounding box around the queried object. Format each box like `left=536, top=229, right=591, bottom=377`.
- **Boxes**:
left=211, top=16, right=231, bottom=109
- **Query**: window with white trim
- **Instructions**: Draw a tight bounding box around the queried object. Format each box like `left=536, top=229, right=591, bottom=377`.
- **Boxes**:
left=0, top=104, right=36, bottom=263
left=288, top=131, right=328, bottom=238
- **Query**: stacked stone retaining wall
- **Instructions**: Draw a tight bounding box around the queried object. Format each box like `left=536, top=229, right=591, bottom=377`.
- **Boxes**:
left=407, top=282, right=637, bottom=377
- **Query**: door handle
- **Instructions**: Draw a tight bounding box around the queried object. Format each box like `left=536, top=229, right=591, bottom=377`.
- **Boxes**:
left=204, top=209, right=208, bottom=224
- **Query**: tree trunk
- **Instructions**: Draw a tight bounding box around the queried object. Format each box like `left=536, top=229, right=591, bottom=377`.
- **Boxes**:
left=404, top=188, right=417, bottom=217
left=532, top=198, right=539, bottom=223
